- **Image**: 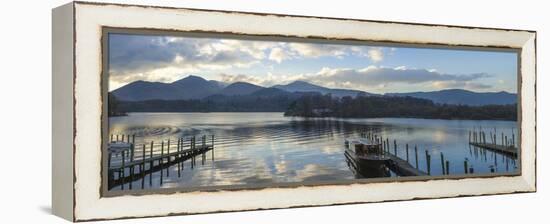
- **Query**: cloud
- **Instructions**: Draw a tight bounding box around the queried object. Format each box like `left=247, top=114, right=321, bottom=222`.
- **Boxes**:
left=287, top=43, right=347, bottom=58
left=215, top=66, right=492, bottom=92
left=108, top=34, right=267, bottom=88
left=367, top=48, right=384, bottom=62
left=218, top=73, right=264, bottom=84
left=309, top=66, right=491, bottom=90
left=268, top=47, right=289, bottom=63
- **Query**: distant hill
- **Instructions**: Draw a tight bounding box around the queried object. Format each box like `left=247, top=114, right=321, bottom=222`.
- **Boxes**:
left=112, top=75, right=223, bottom=101
left=111, top=75, right=516, bottom=106
left=217, top=82, right=264, bottom=96
left=272, top=80, right=374, bottom=98
left=386, top=89, right=517, bottom=106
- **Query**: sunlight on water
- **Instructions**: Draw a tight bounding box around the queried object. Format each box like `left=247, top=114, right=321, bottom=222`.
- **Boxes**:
left=108, top=112, right=518, bottom=190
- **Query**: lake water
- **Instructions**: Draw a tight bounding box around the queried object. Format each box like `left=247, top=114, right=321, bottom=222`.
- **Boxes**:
left=108, top=112, right=518, bottom=190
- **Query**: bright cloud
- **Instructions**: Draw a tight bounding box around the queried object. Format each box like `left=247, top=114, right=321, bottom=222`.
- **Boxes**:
left=268, top=47, right=289, bottom=63
left=367, top=48, right=384, bottom=62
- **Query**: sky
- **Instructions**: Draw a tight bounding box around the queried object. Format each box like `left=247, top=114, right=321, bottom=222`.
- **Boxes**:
left=108, top=33, right=518, bottom=94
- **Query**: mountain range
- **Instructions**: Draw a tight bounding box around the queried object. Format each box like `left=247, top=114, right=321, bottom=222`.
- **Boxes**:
left=111, top=75, right=517, bottom=106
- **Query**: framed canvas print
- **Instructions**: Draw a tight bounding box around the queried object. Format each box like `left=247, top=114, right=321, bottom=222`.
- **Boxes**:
left=52, top=1, right=536, bottom=221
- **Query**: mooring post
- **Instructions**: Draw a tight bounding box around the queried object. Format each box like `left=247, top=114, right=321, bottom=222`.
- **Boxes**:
left=160, top=141, right=164, bottom=185
left=512, top=133, right=515, bottom=147
left=121, top=134, right=125, bottom=142
left=490, top=165, right=495, bottom=173
left=426, top=151, right=431, bottom=175
left=393, top=140, right=397, bottom=156
left=464, top=160, right=468, bottom=174
left=149, top=141, right=153, bottom=186
left=505, top=136, right=508, bottom=147
left=440, top=152, right=445, bottom=175
left=110, top=134, right=113, bottom=142
left=177, top=138, right=181, bottom=177
left=212, top=135, right=215, bottom=160
left=141, top=144, right=145, bottom=189
left=129, top=165, right=133, bottom=190
left=121, top=150, right=125, bottom=190
left=414, top=145, right=418, bottom=168
left=191, top=137, right=195, bottom=169
left=406, top=144, right=409, bottom=162
left=167, top=139, right=170, bottom=177
left=468, top=131, right=471, bottom=143
left=501, top=133, right=504, bottom=145
left=445, top=160, right=450, bottom=175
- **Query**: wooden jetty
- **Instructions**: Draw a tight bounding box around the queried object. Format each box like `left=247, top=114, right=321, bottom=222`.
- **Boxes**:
left=107, top=134, right=215, bottom=190
left=468, top=127, right=518, bottom=157
left=353, top=131, right=481, bottom=177
left=385, top=153, right=427, bottom=176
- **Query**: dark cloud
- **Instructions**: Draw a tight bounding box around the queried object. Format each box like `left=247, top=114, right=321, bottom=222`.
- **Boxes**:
left=108, top=34, right=261, bottom=77
left=311, top=67, right=491, bottom=89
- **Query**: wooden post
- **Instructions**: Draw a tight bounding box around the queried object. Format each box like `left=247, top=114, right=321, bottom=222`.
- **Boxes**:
left=177, top=138, right=181, bottom=177
left=468, top=131, right=471, bottom=143
left=191, top=137, right=195, bottom=169
left=445, top=160, right=450, bottom=175
left=167, top=139, right=170, bottom=177
left=464, top=160, right=468, bottom=174
left=141, top=144, right=145, bottom=189
left=440, top=152, right=445, bottom=175
left=414, top=145, right=418, bottom=168
left=110, top=134, right=113, bottom=142
left=121, top=134, right=125, bottom=142
left=405, top=144, right=409, bottom=162
left=393, top=140, right=397, bottom=156
left=129, top=165, right=133, bottom=190
left=121, top=150, right=125, bottom=190
left=512, top=133, right=515, bottom=147
left=501, top=133, right=504, bottom=145
left=212, top=135, right=215, bottom=160
left=160, top=141, right=164, bottom=185
left=426, top=152, right=431, bottom=175
left=469, top=166, right=474, bottom=174
left=149, top=141, right=153, bottom=186
left=505, top=136, right=508, bottom=147
left=131, top=134, right=135, bottom=161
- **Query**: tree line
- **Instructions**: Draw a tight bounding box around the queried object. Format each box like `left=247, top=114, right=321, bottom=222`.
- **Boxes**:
left=284, top=94, right=517, bottom=121
left=109, top=92, right=517, bottom=121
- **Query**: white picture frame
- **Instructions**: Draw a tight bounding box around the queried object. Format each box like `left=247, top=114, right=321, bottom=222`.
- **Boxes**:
left=52, top=1, right=536, bottom=221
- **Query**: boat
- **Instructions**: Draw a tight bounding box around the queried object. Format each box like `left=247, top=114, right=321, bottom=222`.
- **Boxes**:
left=344, top=138, right=391, bottom=178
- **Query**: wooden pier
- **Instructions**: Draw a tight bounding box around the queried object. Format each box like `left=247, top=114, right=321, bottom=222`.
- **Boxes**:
left=385, top=153, right=427, bottom=176
left=468, top=127, right=518, bottom=158
left=353, top=132, right=479, bottom=177
left=107, top=134, right=215, bottom=190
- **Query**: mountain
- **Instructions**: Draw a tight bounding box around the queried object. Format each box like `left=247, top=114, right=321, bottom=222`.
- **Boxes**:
left=170, top=75, right=223, bottom=98
left=272, top=80, right=374, bottom=98
left=112, top=75, right=223, bottom=101
left=386, top=89, right=517, bottom=106
left=217, top=82, right=264, bottom=96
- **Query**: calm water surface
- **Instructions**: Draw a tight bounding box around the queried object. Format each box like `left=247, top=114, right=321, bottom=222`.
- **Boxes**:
left=109, top=112, right=518, bottom=190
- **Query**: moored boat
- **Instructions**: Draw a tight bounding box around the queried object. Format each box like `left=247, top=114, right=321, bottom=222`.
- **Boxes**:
left=344, top=138, right=391, bottom=178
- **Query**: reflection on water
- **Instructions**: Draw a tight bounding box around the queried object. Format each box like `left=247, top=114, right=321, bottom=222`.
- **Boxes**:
left=109, top=112, right=518, bottom=190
